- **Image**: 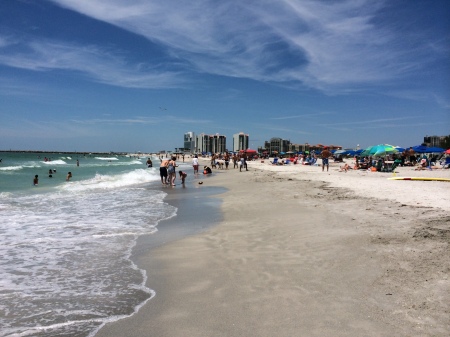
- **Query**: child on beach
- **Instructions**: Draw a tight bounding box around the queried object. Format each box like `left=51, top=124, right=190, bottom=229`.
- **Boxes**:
left=179, top=171, right=187, bottom=184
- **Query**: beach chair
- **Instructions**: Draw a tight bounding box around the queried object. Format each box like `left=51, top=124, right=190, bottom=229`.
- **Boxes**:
left=375, top=159, right=383, bottom=172
left=285, top=159, right=290, bottom=165
left=384, top=160, right=401, bottom=172
left=270, top=158, right=279, bottom=165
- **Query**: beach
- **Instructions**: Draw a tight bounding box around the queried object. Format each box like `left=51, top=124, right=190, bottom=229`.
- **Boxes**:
left=96, top=158, right=450, bottom=337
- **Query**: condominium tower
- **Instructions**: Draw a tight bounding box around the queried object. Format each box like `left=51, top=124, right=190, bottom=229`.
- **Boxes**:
left=233, top=132, right=249, bottom=152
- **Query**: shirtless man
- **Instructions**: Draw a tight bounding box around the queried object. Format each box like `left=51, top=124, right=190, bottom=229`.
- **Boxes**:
left=160, top=158, right=169, bottom=185
left=321, top=147, right=332, bottom=172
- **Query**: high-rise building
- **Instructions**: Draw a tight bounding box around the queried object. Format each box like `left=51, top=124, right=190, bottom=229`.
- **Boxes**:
left=211, top=133, right=227, bottom=153
left=196, top=133, right=210, bottom=153
left=424, top=135, right=446, bottom=147
left=195, top=133, right=227, bottom=153
left=184, top=132, right=196, bottom=151
left=267, top=137, right=291, bottom=154
left=233, top=132, right=249, bottom=152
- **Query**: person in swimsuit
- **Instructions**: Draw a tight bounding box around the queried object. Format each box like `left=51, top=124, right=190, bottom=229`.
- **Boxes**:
left=160, top=159, right=169, bottom=185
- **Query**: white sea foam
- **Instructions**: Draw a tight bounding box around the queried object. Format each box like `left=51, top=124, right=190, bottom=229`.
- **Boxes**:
left=42, top=159, right=67, bottom=165
left=95, top=157, right=119, bottom=161
left=59, top=169, right=159, bottom=192
left=0, top=174, right=176, bottom=337
left=0, top=165, right=23, bottom=171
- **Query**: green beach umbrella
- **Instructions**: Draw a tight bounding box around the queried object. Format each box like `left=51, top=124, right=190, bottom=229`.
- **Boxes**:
left=360, top=144, right=398, bottom=157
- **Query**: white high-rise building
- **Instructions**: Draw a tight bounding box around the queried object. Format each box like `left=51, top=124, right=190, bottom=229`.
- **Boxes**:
left=184, top=132, right=196, bottom=152
left=233, top=132, right=249, bottom=152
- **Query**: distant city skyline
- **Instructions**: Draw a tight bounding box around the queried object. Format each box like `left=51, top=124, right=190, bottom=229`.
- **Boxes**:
left=1, top=1, right=448, bottom=152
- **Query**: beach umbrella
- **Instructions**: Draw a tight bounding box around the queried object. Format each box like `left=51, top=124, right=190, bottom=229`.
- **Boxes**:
left=412, top=145, right=445, bottom=153
left=339, top=150, right=357, bottom=156
left=373, top=144, right=398, bottom=157
left=426, top=147, right=445, bottom=153
left=360, top=144, right=398, bottom=157
left=334, top=149, right=355, bottom=156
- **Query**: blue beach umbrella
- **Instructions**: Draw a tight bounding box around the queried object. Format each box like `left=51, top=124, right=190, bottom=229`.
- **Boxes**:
left=411, top=145, right=445, bottom=153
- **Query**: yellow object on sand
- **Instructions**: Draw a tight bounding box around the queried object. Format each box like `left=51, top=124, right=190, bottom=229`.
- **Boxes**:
left=388, top=177, right=450, bottom=182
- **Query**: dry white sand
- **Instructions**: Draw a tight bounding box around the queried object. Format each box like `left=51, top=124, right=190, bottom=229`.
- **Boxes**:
left=96, top=157, right=449, bottom=337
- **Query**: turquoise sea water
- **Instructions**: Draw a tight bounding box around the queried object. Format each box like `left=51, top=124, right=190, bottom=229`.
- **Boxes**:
left=0, top=152, right=186, bottom=336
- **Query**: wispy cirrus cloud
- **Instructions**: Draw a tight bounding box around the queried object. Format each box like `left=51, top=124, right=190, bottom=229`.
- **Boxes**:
left=47, top=0, right=442, bottom=93
left=70, top=115, right=211, bottom=125
left=270, top=112, right=333, bottom=120
left=319, top=116, right=421, bottom=128
left=0, top=38, right=184, bottom=89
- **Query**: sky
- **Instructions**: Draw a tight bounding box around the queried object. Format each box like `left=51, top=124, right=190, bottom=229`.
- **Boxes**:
left=0, top=0, right=449, bottom=153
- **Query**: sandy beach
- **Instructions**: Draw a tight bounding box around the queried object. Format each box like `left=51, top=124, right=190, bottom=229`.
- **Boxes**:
left=96, top=158, right=449, bottom=337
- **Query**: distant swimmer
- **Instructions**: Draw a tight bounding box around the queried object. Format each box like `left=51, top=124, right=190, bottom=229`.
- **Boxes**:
left=33, top=175, right=39, bottom=185
left=146, top=158, right=153, bottom=168
left=66, top=172, right=72, bottom=181
left=76, top=159, right=79, bottom=167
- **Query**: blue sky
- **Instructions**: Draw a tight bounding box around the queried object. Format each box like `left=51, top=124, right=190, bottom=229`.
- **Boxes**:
left=1, top=0, right=449, bottom=152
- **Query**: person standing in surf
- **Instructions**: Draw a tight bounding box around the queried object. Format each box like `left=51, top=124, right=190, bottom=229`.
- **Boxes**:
left=167, top=156, right=177, bottom=186
left=160, top=158, right=169, bottom=185
left=192, top=155, right=199, bottom=174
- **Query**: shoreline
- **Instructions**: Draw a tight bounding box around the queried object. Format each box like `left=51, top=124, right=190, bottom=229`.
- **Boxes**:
left=96, top=159, right=449, bottom=337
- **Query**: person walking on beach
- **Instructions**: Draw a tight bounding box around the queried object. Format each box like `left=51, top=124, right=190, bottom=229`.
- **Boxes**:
left=321, top=147, right=332, bottom=172
left=192, top=155, right=199, bottom=174
left=232, top=154, right=238, bottom=168
left=160, top=158, right=169, bottom=185
left=33, top=175, right=39, bottom=185
left=239, top=154, right=248, bottom=172
left=224, top=153, right=230, bottom=169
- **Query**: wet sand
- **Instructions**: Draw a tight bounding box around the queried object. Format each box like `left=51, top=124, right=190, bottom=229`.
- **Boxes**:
left=96, top=158, right=450, bottom=337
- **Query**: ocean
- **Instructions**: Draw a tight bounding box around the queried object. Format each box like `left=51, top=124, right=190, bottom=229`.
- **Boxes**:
left=0, top=152, right=195, bottom=337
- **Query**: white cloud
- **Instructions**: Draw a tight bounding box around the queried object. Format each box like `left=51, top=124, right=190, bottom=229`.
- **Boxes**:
left=70, top=115, right=211, bottom=125
left=1, top=0, right=443, bottom=93
left=48, top=0, right=431, bottom=93
left=0, top=38, right=184, bottom=89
